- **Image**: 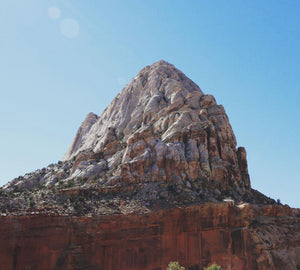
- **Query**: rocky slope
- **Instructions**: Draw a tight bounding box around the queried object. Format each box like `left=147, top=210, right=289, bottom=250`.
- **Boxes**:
left=0, top=60, right=299, bottom=269
left=1, top=60, right=261, bottom=215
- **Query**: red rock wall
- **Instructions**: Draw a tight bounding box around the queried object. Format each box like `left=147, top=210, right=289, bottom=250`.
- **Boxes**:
left=0, top=204, right=299, bottom=270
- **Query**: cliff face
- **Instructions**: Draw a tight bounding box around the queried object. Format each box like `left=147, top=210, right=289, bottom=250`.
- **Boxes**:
left=1, top=60, right=299, bottom=269
left=0, top=204, right=299, bottom=270
left=62, top=60, right=250, bottom=191
left=5, top=60, right=250, bottom=195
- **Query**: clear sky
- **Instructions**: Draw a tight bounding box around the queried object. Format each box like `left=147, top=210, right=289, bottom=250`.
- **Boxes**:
left=0, top=0, right=299, bottom=207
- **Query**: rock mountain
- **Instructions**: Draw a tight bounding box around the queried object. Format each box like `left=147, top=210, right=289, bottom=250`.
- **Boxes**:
left=0, top=60, right=299, bottom=270
left=4, top=60, right=253, bottom=203
left=63, top=60, right=250, bottom=191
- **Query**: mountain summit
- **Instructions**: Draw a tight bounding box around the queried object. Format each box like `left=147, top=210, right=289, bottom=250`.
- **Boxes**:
left=63, top=60, right=203, bottom=160
left=2, top=61, right=273, bottom=215
left=1, top=61, right=299, bottom=270
left=63, top=60, right=250, bottom=190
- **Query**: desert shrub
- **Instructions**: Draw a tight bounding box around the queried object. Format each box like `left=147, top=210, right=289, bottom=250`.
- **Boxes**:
left=66, top=179, right=75, bottom=188
left=118, top=132, right=124, bottom=140
left=166, top=261, right=185, bottom=270
left=57, top=180, right=64, bottom=189
left=34, top=183, right=44, bottom=190
left=77, top=177, right=87, bottom=185
left=28, top=197, right=36, bottom=208
left=204, top=263, right=222, bottom=270
left=0, top=205, right=7, bottom=213
left=71, top=196, right=91, bottom=214
left=277, top=199, right=281, bottom=204
left=73, top=196, right=84, bottom=210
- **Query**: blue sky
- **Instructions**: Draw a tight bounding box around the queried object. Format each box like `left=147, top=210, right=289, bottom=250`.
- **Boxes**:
left=0, top=0, right=299, bottom=207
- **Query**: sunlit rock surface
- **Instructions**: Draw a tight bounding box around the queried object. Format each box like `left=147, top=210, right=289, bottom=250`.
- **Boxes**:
left=0, top=204, right=299, bottom=270
left=0, top=60, right=299, bottom=270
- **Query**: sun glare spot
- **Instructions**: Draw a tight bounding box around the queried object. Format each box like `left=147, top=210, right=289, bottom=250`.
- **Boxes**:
left=60, top=19, right=80, bottom=39
left=48, top=6, right=61, bottom=20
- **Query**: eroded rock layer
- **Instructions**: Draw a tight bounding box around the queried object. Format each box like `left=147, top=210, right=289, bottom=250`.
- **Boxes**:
left=5, top=60, right=250, bottom=199
left=0, top=204, right=299, bottom=270
left=1, top=61, right=299, bottom=270
left=64, top=60, right=250, bottom=191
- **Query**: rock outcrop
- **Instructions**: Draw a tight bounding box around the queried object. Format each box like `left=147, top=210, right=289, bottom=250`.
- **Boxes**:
left=0, top=60, right=299, bottom=270
left=64, top=112, right=99, bottom=160
left=61, top=60, right=250, bottom=192
left=4, top=60, right=250, bottom=197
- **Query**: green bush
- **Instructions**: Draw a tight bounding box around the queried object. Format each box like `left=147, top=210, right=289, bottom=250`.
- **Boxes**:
left=296, top=255, right=300, bottom=270
left=204, top=263, right=222, bottom=270
left=166, top=261, right=185, bottom=270
left=28, top=197, right=36, bottom=208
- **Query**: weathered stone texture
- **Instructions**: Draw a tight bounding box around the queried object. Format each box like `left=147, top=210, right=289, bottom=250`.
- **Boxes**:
left=1, top=60, right=299, bottom=270
left=61, top=60, right=250, bottom=191
left=0, top=204, right=299, bottom=270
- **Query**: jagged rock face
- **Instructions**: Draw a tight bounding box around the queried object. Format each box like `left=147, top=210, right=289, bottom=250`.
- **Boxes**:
left=0, top=60, right=299, bottom=270
left=0, top=204, right=299, bottom=270
left=1, top=60, right=265, bottom=216
left=63, top=60, right=250, bottom=190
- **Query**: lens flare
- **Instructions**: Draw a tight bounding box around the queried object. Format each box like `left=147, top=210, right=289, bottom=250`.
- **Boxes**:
left=48, top=6, right=61, bottom=20
left=60, top=19, right=80, bottom=39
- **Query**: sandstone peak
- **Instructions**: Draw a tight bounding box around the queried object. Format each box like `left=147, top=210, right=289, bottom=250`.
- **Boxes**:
left=62, top=59, right=204, bottom=160
left=0, top=62, right=299, bottom=270
left=60, top=60, right=249, bottom=191
left=1, top=61, right=275, bottom=216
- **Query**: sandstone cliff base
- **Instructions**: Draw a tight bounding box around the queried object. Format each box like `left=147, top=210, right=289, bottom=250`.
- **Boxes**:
left=1, top=203, right=299, bottom=270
